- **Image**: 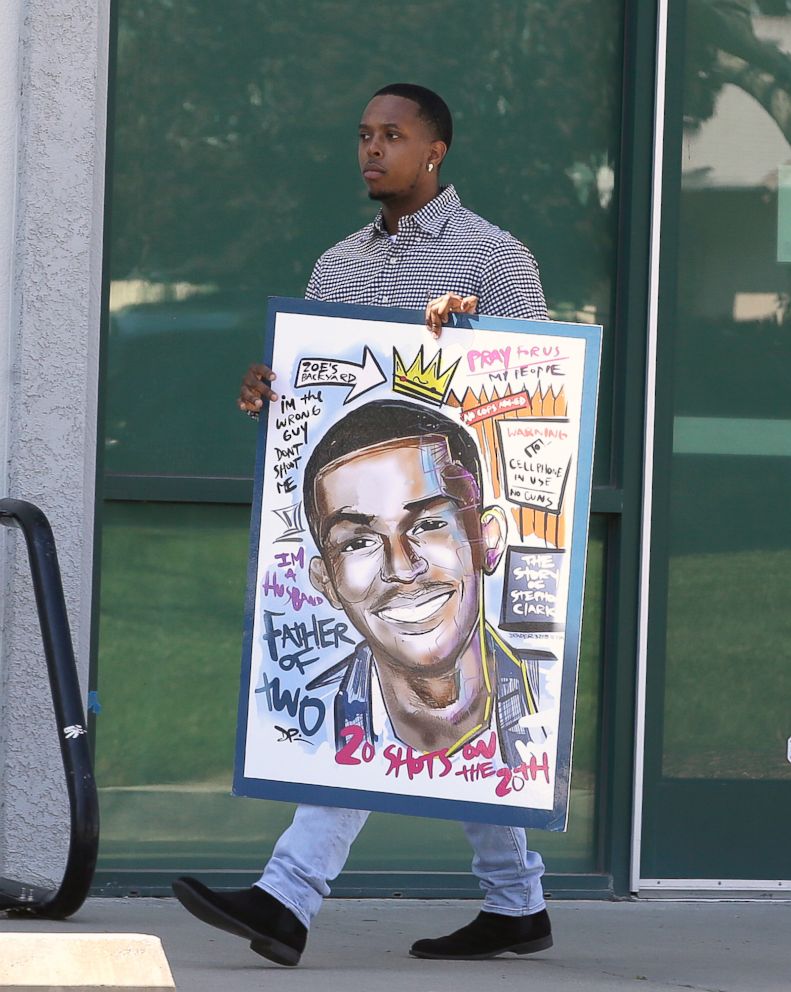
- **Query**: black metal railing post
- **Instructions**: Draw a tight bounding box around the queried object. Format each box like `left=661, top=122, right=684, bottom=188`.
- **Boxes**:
left=0, top=498, right=99, bottom=919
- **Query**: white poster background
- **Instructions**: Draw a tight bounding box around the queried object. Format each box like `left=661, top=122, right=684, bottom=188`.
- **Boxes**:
left=242, top=311, right=589, bottom=817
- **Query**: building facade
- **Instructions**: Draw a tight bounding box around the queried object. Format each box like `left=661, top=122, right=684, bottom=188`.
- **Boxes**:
left=1, top=0, right=789, bottom=898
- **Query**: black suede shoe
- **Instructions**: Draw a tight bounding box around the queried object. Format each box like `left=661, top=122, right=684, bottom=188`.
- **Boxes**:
left=409, top=908, right=553, bottom=960
left=171, top=877, right=307, bottom=966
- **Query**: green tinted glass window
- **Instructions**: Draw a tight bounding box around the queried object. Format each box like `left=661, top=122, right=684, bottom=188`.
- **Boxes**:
left=661, top=7, right=791, bottom=783
left=105, top=0, right=623, bottom=485
left=98, top=0, right=625, bottom=887
left=641, top=2, right=791, bottom=882
left=95, top=504, right=605, bottom=878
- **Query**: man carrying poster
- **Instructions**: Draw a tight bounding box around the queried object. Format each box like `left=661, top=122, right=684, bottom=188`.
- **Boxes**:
left=173, top=83, right=554, bottom=967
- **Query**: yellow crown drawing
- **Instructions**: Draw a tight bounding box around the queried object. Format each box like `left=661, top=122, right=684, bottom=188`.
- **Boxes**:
left=392, top=346, right=460, bottom=407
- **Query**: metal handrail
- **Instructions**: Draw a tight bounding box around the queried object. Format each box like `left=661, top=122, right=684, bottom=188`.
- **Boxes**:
left=0, top=498, right=99, bottom=919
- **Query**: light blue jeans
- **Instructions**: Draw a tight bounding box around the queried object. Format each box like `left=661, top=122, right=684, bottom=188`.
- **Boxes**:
left=256, top=804, right=546, bottom=929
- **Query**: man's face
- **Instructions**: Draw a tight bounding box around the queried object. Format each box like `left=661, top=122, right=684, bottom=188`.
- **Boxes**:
left=358, top=94, right=441, bottom=202
left=308, top=436, right=504, bottom=675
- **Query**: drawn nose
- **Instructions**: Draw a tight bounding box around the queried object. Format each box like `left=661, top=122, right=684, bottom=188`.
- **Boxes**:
left=380, top=538, right=428, bottom=583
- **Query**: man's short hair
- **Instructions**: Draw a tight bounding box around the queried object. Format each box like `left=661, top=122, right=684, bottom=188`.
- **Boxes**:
left=372, top=83, right=453, bottom=150
left=303, top=399, right=480, bottom=547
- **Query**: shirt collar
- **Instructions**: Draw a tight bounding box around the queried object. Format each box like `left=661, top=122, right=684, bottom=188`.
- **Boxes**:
left=370, top=184, right=460, bottom=239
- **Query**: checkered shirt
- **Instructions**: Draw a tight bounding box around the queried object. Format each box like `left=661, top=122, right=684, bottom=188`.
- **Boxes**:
left=305, top=184, right=547, bottom=319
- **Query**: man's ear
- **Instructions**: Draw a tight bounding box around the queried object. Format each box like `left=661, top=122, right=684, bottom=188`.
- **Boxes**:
left=309, top=555, right=343, bottom=610
left=428, top=139, right=447, bottom=171
left=480, top=505, right=507, bottom=575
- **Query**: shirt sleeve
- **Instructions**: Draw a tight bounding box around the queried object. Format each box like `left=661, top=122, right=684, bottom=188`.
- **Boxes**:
left=304, top=256, right=322, bottom=300
left=478, top=237, right=548, bottom=320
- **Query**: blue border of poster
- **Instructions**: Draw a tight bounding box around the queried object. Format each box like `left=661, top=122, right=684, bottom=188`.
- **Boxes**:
left=234, top=297, right=601, bottom=830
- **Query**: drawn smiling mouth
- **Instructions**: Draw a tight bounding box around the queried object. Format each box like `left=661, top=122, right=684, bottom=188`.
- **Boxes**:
left=376, top=590, right=454, bottom=624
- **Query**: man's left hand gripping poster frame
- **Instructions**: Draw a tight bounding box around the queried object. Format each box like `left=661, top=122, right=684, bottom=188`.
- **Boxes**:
left=234, top=298, right=602, bottom=830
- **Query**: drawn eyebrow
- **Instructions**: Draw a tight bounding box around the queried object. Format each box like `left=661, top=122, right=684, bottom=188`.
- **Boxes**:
left=321, top=509, right=374, bottom=544
left=402, top=494, right=459, bottom=515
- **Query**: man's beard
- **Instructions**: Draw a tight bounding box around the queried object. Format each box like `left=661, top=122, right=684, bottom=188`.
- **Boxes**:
left=368, top=189, right=396, bottom=202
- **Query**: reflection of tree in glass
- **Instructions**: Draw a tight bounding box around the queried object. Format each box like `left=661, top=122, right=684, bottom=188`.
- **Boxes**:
left=686, top=0, right=791, bottom=143
left=109, top=0, right=622, bottom=310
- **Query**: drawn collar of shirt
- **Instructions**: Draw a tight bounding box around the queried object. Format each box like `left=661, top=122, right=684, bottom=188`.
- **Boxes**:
left=369, top=184, right=460, bottom=241
left=368, top=621, right=534, bottom=758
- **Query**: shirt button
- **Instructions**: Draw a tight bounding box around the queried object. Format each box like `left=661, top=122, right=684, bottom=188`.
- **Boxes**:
left=380, top=296, right=389, bottom=304
left=389, top=256, right=398, bottom=265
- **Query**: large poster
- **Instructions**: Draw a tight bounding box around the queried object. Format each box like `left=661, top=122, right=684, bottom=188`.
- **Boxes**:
left=234, top=299, right=601, bottom=829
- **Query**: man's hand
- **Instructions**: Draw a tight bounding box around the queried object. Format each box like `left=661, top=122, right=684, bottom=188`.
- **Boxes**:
left=425, top=293, right=478, bottom=339
left=238, top=363, right=279, bottom=413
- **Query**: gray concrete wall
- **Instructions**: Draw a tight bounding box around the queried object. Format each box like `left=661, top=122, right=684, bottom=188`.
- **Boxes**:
left=0, top=0, right=109, bottom=886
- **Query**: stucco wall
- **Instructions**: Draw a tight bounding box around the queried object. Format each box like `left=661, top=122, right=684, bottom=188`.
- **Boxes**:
left=0, top=0, right=109, bottom=886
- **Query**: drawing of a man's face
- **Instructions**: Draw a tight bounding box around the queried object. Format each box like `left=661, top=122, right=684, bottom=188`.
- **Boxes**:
left=308, top=434, right=506, bottom=675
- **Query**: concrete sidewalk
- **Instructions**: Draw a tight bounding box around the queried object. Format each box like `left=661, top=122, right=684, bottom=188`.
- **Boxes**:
left=2, top=897, right=789, bottom=991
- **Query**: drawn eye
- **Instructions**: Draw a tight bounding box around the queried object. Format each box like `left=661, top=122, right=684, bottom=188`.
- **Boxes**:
left=340, top=536, right=378, bottom=553
left=411, top=519, right=447, bottom=537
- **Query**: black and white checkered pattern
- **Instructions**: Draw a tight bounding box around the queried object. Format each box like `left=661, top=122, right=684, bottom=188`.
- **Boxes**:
left=306, top=184, right=547, bottom=319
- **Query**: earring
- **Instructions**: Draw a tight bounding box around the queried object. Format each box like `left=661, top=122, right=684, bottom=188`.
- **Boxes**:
left=427, top=163, right=434, bottom=173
